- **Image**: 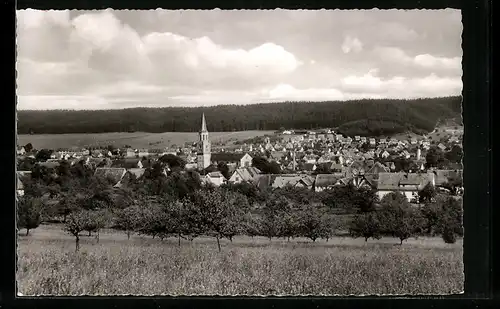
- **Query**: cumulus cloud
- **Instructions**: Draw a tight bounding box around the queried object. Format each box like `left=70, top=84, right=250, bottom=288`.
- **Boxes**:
left=341, top=36, right=363, bottom=54
left=373, top=46, right=461, bottom=71
left=15, top=9, right=462, bottom=110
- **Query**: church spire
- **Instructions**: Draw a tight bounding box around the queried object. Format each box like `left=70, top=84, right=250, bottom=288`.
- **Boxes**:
left=201, top=113, right=208, bottom=132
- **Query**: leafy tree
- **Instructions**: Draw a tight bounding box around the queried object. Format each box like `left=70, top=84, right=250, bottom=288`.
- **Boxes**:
left=17, top=196, right=43, bottom=236
left=24, top=143, right=33, bottom=153
left=64, top=210, right=89, bottom=252
left=242, top=212, right=262, bottom=239
left=261, top=195, right=295, bottom=241
left=217, top=162, right=231, bottom=179
left=18, top=157, right=36, bottom=171
left=425, top=146, right=447, bottom=168
left=190, top=189, right=246, bottom=251
left=252, top=156, right=281, bottom=174
left=297, top=204, right=326, bottom=242
left=159, top=154, right=186, bottom=169
left=115, top=205, right=144, bottom=239
left=349, top=212, right=382, bottom=242
left=378, top=192, right=425, bottom=244
left=419, top=183, right=437, bottom=204
left=35, top=149, right=52, bottom=162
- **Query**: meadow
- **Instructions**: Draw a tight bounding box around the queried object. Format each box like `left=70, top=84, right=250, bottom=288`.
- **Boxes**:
left=17, top=224, right=464, bottom=296
left=17, top=131, right=275, bottom=150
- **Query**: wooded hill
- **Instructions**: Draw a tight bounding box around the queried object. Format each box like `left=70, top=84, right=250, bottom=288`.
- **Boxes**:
left=17, top=96, right=462, bottom=137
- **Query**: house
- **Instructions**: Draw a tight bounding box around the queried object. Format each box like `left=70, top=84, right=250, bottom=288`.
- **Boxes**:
left=269, top=151, right=287, bottom=163
left=202, top=171, right=226, bottom=187
left=211, top=152, right=253, bottom=168
left=360, top=136, right=367, bottom=143
left=16, top=171, right=31, bottom=196
left=111, top=158, right=144, bottom=169
left=381, top=150, right=390, bottom=159
left=369, top=138, right=376, bottom=146
left=302, top=154, right=317, bottom=164
left=433, top=169, right=463, bottom=187
left=115, top=168, right=146, bottom=187
left=301, top=163, right=317, bottom=172
left=228, top=167, right=261, bottom=184
left=125, top=148, right=136, bottom=158
left=379, top=138, right=387, bottom=144
left=138, top=149, right=150, bottom=157
left=437, top=143, right=447, bottom=151
left=185, top=162, right=198, bottom=170
left=271, top=174, right=314, bottom=189
left=17, top=146, right=26, bottom=156
left=314, top=174, right=345, bottom=192
left=410, top=138, right=418, bottom=145
left=376, top=172, right=435, bottom=202
left=94, top=167, right=127, bottom=187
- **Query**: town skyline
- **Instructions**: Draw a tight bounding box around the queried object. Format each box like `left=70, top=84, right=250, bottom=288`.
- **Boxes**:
left=16, top=9, right=462, bottom=110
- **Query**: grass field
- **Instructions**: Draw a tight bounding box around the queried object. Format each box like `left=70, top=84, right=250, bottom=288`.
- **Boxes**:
left=17, top=224, right=464, bottom=296
left=17, top=131, right=275, bottom=150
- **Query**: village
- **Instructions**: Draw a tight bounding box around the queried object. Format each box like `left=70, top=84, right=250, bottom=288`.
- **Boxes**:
left=16, top=113, right=464, bottom=203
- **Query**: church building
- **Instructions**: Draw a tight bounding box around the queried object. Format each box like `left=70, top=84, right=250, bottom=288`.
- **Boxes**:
left=197, top=113, right=211, bottom=170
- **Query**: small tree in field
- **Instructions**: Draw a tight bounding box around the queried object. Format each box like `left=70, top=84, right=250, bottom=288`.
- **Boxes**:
left=17, top=197, right=43, bottom=236
left=297, top=204, right=325, bottom=242
left=261, top=195, right=293, bottom=241
left=378, top=192, right=423, bottom=245
left=190, top=189, right=245, bottom=251
left=349, top=212, right=382, bottom=242
left=319, top=215, right=336, bottom=242
left=242, top=212, right=262, bottom=239
left=64, top=210, right=88, bottom=252
left=115, top=205, right=143, bottom=240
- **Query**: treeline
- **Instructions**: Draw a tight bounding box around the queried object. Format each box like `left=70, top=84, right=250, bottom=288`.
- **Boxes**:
left=18, top=156, right=463, bottom=252
left=17, top=97, right=462, bottom=136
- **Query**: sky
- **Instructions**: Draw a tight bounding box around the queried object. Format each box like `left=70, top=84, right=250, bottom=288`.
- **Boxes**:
left=16, top=9, right=463, bottom=110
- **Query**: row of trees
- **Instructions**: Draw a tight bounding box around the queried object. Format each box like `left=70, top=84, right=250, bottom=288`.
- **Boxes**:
left=17, top=152, right=463, bottom=251
left=18, top=97, right=461, bottom=135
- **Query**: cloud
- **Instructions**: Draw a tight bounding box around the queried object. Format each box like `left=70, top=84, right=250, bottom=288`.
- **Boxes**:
left=341, top=69, right=462, bottom=98
left=373, top=46, right=461, bottom=71
left=15, top=9, right=463, bottom=110
left=341, top=36, right=363, bottom=54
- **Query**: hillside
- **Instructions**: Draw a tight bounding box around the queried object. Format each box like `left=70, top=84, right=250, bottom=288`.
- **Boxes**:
left=17, top=96, right=462, bottom=137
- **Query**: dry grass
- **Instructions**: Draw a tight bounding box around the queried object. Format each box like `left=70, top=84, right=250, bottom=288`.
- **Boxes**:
left=17, top=225, right=464, bottom=296
left=17, top=131, right=275, bottom=150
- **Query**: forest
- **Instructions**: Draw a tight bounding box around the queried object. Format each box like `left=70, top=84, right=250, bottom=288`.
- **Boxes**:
left=17, top=96, right=462, bottom=137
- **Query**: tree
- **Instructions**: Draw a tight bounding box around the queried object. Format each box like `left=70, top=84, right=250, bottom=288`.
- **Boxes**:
left=419, top=183, right=437, bottom=204
left=349, top=212, right=382, bottom=242
left=24, top=143, right=33, bottom=153
left=217, top=162, right=231, bottom=179
left=378, top=192, right=424, bottom=244
left=35, top=149, right=52, bottom=162
left=261, top=195, right=295, bottom=241
left=64, top=210, right=89, bottom=252
left=242, top=212, right=262, bottom=239
left=445, top=145, right=463, bottom=164
left=115, top=205, right=144, bottom=240
left=17, top=196, right=43, bottom=236
left=425, top=146, right=446, bottom=168
left=190, top=189, right=246, bottom=251
left=297, top=204, right=326, bottom=242
left=159, top=154, right=186, bottom=169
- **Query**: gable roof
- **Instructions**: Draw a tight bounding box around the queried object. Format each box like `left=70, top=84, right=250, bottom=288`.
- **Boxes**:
left=94, top=168, right=127, bottom=185
left=377, top=172, right=434, bottom=191
left=367, top=161, right=390, bottom=174
left=16, top=171, right=31, bottom=190
left=433, top=169, right=463, bottom=186
left=207, top=171, right=226, bottom=179
left=211, top=152, right=247, bottom=163
left=314, top=174, right=344, bottom=188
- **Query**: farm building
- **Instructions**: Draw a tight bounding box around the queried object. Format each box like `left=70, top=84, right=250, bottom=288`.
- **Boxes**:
left=376, top=172, right=435, bottom=202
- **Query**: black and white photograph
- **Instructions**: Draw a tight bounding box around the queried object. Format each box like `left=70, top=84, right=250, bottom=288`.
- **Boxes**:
left=15, top=8, right=464, bottom=296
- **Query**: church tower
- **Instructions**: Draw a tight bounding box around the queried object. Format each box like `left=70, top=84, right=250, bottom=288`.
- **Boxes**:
left=197, top=113, right=211, bottom=170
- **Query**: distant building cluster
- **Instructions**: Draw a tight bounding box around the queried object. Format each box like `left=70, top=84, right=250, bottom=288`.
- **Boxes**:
left=16, top=114, right=463, bottom=202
